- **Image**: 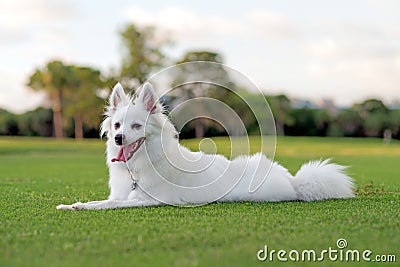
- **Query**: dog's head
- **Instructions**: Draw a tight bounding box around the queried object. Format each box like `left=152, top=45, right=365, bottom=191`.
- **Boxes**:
left=101, top=82, right=170, bottom=162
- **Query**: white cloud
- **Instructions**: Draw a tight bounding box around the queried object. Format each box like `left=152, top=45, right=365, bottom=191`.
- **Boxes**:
left=122, top=7, right=239, bottom=43
left=245, top=10, right=300, bottom=40
left=121, top=5, right=400, bottom=106
left=122, top=6, right=299, bottom=43
left=303, top=17, right=400, bottom=104
left=0, top=0, right=78, bottom=46
left=308, top=38, right=338, bottom=59
left=1, top=2, right=399, bottom=112
left=306, top=39, right=400, bottom=104
left=0, top=67, right=46, bottom=113
left=0, top=0, right=77, bottom=26
left=0, top=0, right=79, bottom=112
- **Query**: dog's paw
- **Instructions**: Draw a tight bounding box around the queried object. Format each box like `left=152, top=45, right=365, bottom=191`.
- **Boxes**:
left=56, top=202, right=85, bottom=211
left=56, top=204, right=76, bottom=211
left=71, top=202, right=86, bottom=210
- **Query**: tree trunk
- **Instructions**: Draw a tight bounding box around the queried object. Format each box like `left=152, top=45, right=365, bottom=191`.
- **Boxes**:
left=52, top=91, right=63, bottom=139
left=195, top=120, right=204, bottom=138
left=74, top=112, right=84, bottom=140
left=276, top=120, right=285, bottom=136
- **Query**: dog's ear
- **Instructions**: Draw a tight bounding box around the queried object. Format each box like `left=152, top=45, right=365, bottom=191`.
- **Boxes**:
left=109, top=83, right=129, bottom=111
left=138, top=82, right=160, bottom=114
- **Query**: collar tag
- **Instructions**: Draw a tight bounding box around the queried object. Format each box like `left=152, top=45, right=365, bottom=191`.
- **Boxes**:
left=131, top=179, right=137, bottom=190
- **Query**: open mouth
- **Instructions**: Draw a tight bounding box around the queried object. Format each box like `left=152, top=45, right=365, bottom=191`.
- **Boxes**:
left=111, top=137, right=146, bottom=163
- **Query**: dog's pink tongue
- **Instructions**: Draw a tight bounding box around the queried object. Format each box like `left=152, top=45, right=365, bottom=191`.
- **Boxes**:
left=111, top=147, right=126, bottom=162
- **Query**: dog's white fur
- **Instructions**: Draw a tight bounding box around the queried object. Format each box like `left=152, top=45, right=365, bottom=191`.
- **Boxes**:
left=57, top=83, right=354, bottom=210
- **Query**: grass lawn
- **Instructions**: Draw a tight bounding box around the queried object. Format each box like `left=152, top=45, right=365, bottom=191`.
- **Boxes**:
left=0, top=136, right=399, bottom=267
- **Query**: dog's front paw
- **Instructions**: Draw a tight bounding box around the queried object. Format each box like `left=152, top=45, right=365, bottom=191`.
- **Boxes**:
left=56, top=202, right=85, bottom=211
left=56, top=204, right=75, bottom=211
left=71, top=202, right=86, bottom=210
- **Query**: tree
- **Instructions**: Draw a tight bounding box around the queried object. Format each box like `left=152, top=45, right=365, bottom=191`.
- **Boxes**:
left=119, top=24, right=167, bottom=87
left=353, top=99, right=389, bottom=115
left=170, top=51, right=236, bottom=138
left=328, top=108, right=363, bottom=137
left=285, top=108, right=319, bottom=136
left=63, top=66, right=104, bottom=139
left=27, top=61, right=106, bottom=139
left=18, top=107, right=53, bottom=137
left=267, top=94, right=293, bottom=135
left=314, top=109, right=331, bottom=136
left=363, top=113, right=389, bottom=137
left=353, top=99, right=390, bottom=137
left=389, top=109, right=400, bottom=139
left=0, top=109, right=19, bottom=136
left=177, top=51, right=223, bottom=63
left=27, top=61, right=74, bottom=138
left=173, top=51, right=234, bottom=98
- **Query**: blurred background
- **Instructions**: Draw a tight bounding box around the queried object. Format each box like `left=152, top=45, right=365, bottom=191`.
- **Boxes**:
left=0, top=0, right=399, bottom=140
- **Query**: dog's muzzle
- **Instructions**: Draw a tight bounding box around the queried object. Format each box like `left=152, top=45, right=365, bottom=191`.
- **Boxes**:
left=111, top=137, right=146, bottom=163
left=114, top=133, right=124, bottom=146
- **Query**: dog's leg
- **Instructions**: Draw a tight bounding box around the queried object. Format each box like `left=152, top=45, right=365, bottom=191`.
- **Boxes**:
left=57, top=198, right=162, bottom=210
left=74, top=199, right=162, bottom=210
left=80, top=200, right=108, bottom=205
left=56, top=200, right=109, bottom=210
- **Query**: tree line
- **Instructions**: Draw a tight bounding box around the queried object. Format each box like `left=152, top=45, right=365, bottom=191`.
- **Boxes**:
left=1, top=24, right=399, bottom=140
left=271, top=97, right=400, bottom=139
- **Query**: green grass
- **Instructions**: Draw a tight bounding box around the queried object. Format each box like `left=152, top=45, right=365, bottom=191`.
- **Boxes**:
left=1, top=136, right=399, bottom=267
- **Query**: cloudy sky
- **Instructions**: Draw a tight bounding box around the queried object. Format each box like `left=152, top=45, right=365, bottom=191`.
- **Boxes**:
left=1, top=0, right=399, bottom=113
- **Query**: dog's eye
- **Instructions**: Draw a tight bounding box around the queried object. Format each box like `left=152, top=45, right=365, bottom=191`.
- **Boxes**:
left=114, top=122, right=121, bottom=130
left=131, top=123, right=142, bottom=130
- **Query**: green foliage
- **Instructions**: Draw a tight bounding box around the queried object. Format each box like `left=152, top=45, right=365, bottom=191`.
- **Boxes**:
left=328, top=109, right=363, bottom=137
left=26, top=61, right=106, bottom=139
left=170, top=51, right=238, bottom=138
left=27, top=61, right=74, bottom=138
left=18, top=107, right=53, bottom=137
left=27, top=61, right=75, bottom=92
left=172, top=51, right=233, bottom=92
left=353, top=99, right=389, bottom=115
left=267, top=94, right=293, bottom=135
left=177, top=51, right=223, bottom=63
left=389, top=109, right=400, bottom=138
left=363, top=112, right=389, bottom=137
left=353, top=99, right=391, bottom=137
left=14, top=22, right=400, bottom=141
left=0, top=109, right=18, bottom=135
left=285, top=108, right=320, bottom=136
left=63, top=66, right=104, bottom=139
left=0, top=108, right=53, bottom=136
left=0, top=137, right=399, bottom=267
left=119, top=24, right=167, bottom=86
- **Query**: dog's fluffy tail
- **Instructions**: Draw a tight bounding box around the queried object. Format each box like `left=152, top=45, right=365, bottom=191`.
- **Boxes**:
left=289, top=159, right=355, bottom=201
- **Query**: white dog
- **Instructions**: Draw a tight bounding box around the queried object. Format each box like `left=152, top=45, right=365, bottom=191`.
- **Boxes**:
left=57, top=83, right=354, bottom=210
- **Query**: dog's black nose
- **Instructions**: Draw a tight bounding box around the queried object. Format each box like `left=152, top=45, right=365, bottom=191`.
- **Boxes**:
left=114, top=134, right=124, bottom=146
